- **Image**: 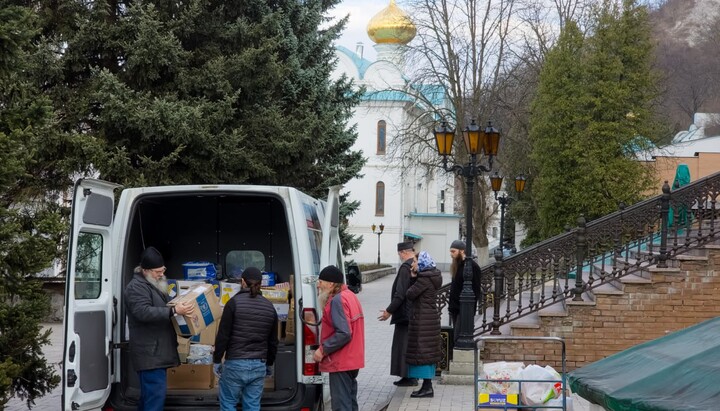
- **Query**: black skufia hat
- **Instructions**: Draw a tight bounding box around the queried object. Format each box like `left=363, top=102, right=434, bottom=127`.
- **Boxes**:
left=319, top=265, right=344, bottom=284
left=140, top=247, right=165, bottom=269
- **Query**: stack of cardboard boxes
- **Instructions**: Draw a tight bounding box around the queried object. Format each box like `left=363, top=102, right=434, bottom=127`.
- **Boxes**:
left=165, top=263, right=295, bottom=391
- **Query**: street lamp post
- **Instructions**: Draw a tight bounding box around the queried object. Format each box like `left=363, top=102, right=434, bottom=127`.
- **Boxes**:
left=433, top=119, right=500, bottom=350
left=490, top=172, right=526, bottom=256
left=371, top=223, right=385, bottom=265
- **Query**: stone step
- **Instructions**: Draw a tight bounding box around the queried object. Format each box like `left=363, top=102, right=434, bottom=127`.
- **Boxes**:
left=439, top=371, right=474, bottom=385
left=448, top=360, right=476, bottom=375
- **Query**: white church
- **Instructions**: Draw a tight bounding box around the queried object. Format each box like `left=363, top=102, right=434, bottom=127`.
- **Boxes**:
left=331, top=0, right=462, bottom=270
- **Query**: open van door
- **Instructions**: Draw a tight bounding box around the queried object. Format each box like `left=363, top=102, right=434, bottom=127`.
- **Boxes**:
left=63, top=179, right=121, bottom=411
left=319, top=186, right=341, bottom=269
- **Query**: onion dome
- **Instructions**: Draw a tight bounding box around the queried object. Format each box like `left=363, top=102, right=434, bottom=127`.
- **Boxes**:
left=366, top=0, right=417, bottom=45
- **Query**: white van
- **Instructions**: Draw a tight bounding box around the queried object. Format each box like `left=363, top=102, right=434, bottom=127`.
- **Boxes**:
left=62, top=179, right=342, bottom=410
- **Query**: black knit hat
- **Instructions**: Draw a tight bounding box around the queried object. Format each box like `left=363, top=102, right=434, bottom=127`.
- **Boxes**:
left=319, top=265, right=344, bottom=284
left=450, top=240, right=466, bottom=250
left=397, top=241, right=414, bottom=252
left=242, top=267, right=263, bottom=283
left=140, top=247, right=164, bottom=269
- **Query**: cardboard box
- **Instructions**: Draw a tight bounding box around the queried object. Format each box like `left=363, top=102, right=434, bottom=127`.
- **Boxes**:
left=177, top=336, right=191, bottom=363
left=167, top=279, right=200, bottom=299
left=262, top=288, right=289, bottom=303
left=477, top=393, right=518, bottom=409
left=273, top=303, right=289, bottom=321
left=189, top=320, right=218, bottom=345
left=182, top=261, right=217, bottom=280
left=219, top=281, right=242, bottom=306
left=167, top=364, right=215, bottom=389
left=168, top=283, right=221, bottom=336
left=285, top=299, right=296, bottom=344
left=264, top=375, right=275, bottom=391
left=262, top=272, right=276, bottom=287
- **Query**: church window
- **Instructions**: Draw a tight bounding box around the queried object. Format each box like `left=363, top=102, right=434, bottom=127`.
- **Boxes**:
left=375, top=182, right=385, bottom=216
left=377, top=120, right=386, bottom=154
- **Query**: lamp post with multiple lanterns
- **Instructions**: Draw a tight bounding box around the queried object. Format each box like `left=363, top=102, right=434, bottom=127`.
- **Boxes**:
left=433, top=119, right=500, bottom=350
left=490, top=172, right=526, bottom=256
left=371, top=223, right=385, bottom=265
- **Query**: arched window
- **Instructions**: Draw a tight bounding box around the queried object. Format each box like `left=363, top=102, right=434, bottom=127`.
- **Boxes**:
left=377, top=120, right=386, bottom=154
left=375, top=182, right=385, bottom=216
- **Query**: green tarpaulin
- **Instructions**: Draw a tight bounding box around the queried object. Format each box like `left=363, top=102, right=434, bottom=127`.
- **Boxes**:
left=569, top=317, right=720, bottom=410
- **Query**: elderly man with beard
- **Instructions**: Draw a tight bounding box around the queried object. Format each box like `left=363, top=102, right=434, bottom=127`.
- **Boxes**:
left=124, top=246, right=194, bottom=411
left=448, top=240, right=483, bottom=340
left=313, top=265, right=365, bottom=411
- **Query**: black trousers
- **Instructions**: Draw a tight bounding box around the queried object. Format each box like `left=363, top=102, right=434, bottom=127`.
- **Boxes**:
left=390, top=323, right=409, bottom=377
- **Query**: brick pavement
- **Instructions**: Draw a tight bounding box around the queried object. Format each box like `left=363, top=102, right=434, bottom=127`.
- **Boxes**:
left=5, top=274, right=596, bottom=411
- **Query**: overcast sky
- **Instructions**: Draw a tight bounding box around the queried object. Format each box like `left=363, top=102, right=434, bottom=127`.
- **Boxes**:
left=329, top=0, right=391, bottom=61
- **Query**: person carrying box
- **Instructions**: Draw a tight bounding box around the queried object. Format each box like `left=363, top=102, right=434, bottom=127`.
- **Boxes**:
left=124, top=246, right=195, bottom=411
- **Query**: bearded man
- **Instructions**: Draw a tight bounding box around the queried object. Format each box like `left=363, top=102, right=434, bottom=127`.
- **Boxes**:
left=124, top=246, right=193, bottom=410
left=313, top=265, right=365, bottom=411
left=448, top=240, right=483, bottom=340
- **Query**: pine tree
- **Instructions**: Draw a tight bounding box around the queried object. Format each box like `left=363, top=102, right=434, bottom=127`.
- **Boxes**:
left=0, top=3, right=71, bottom=407
left=528, top=0, right=657, bottom=241
left=41, top=0, right=364, bottom=198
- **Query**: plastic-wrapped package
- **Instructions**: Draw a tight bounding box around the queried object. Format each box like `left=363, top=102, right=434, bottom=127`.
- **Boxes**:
left=479, top=361, right=525, bottom=395
left=187, top=344, right=214, bottom=364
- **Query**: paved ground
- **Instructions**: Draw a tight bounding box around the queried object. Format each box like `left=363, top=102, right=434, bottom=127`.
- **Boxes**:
left=6, top=272, right=596, bottom=411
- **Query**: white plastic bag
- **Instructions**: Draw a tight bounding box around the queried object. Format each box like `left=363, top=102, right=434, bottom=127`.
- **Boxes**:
left=519, top=364, right=562, bottom=406
left=479, top=361, right=525, bottom=395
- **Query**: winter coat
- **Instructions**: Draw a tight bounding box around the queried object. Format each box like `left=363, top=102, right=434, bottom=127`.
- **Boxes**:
left=319, top=285, right=365, bottom=372
left=387, top=258, right=413, bottom=325
left=448, top=258, right=483, bottom=317
left=405, top=267, right=443, bottom=365
left=213, top=289, right=279, bottom=365
left=124, top=273, right=179, bottom=372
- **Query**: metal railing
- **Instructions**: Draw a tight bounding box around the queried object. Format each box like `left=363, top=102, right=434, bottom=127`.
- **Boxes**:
left=436, top=171, right=720, bottom=335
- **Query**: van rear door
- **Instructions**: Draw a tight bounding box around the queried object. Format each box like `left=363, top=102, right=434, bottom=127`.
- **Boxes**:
left=319, top=185, right=341, bottom=269
left=62, top=179, right=121, bottom=411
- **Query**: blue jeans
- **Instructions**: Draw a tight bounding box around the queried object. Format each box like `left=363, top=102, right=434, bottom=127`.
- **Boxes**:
left=218, top=359, right=266, bottom=411
left=137, top=368, right=167, bottom=411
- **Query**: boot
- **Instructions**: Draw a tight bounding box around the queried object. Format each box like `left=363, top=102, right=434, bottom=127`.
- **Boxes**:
left=410, top=379, right=434, bottom=398
left=393, top=377, right=418, bottom=387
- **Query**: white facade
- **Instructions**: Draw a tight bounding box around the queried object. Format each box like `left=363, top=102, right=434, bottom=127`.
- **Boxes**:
left=332, top=43, right=460, bottom=270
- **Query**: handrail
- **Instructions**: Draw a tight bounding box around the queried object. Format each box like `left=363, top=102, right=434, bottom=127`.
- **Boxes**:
left=436, top=170, right=720, bottom=335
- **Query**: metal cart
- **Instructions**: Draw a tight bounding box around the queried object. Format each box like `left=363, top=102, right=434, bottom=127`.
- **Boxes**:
left=475, top=336, right=567, bottom=410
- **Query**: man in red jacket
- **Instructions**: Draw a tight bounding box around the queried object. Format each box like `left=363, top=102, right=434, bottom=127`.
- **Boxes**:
left=313, top=265, right=365, bottom=411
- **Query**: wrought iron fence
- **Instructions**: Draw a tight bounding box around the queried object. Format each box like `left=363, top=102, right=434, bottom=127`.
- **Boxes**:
left=436, top=171, right=720, bottom=336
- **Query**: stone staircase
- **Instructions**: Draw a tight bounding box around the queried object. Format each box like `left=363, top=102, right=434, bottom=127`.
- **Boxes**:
left=440, top=242, right=720, bottom=385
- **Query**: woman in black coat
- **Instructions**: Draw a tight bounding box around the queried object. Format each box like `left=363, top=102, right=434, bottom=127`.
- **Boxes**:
left=405, top=251, right=443, bottom=398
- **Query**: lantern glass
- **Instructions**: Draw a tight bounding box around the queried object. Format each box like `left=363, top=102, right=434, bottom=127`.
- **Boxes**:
left=462, top=119, right=481, bottom=155
left=490, top=171, right=503, bottom=193
left=434, top=122, right=455, bottom=156
left=485, top=122, right=501, bottom=156
left=515, top=176, right=526, bottom=193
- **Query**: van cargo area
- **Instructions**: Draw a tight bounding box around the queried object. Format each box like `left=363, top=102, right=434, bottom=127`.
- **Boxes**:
left=112, top=191, right=310, bottom=409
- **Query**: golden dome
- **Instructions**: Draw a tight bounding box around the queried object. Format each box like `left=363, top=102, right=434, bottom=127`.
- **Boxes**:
left=366, top=0, right=417, bottom=45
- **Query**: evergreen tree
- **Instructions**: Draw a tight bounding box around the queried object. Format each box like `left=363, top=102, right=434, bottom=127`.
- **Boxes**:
left=42, top=0, right=364, bottom=199
left=339, top=193, right=363, bottom=257
left=528, top=1, right=657, bottom=241
left=0, top=1, right=85, bottom=406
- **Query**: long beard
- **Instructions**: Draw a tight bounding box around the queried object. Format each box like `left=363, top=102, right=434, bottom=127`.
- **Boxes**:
left=317, top=289, right=331, bottom=309
left=450, top=255, right=464, bottom=278
left=145, top=274, right=169, bottom=295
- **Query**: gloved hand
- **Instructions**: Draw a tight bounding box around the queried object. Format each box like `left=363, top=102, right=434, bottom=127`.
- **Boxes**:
left=213, top=363, right=222, bottom=378
left=265, top=365, right=273, bottom=377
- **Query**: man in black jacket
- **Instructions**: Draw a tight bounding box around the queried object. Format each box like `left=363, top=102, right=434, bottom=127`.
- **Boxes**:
left=448, top=240, right=483, bottom=340
left=214, top=267, right=278, bottom=411
left=124, top=247, right=194, bottom=411
left=378, top=241, right=417, bottom=386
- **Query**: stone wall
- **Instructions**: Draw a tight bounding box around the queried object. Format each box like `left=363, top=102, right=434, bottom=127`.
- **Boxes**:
left=361, top=267, right=395, bottom=283
left=481, top=246, right=720, bottom=371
